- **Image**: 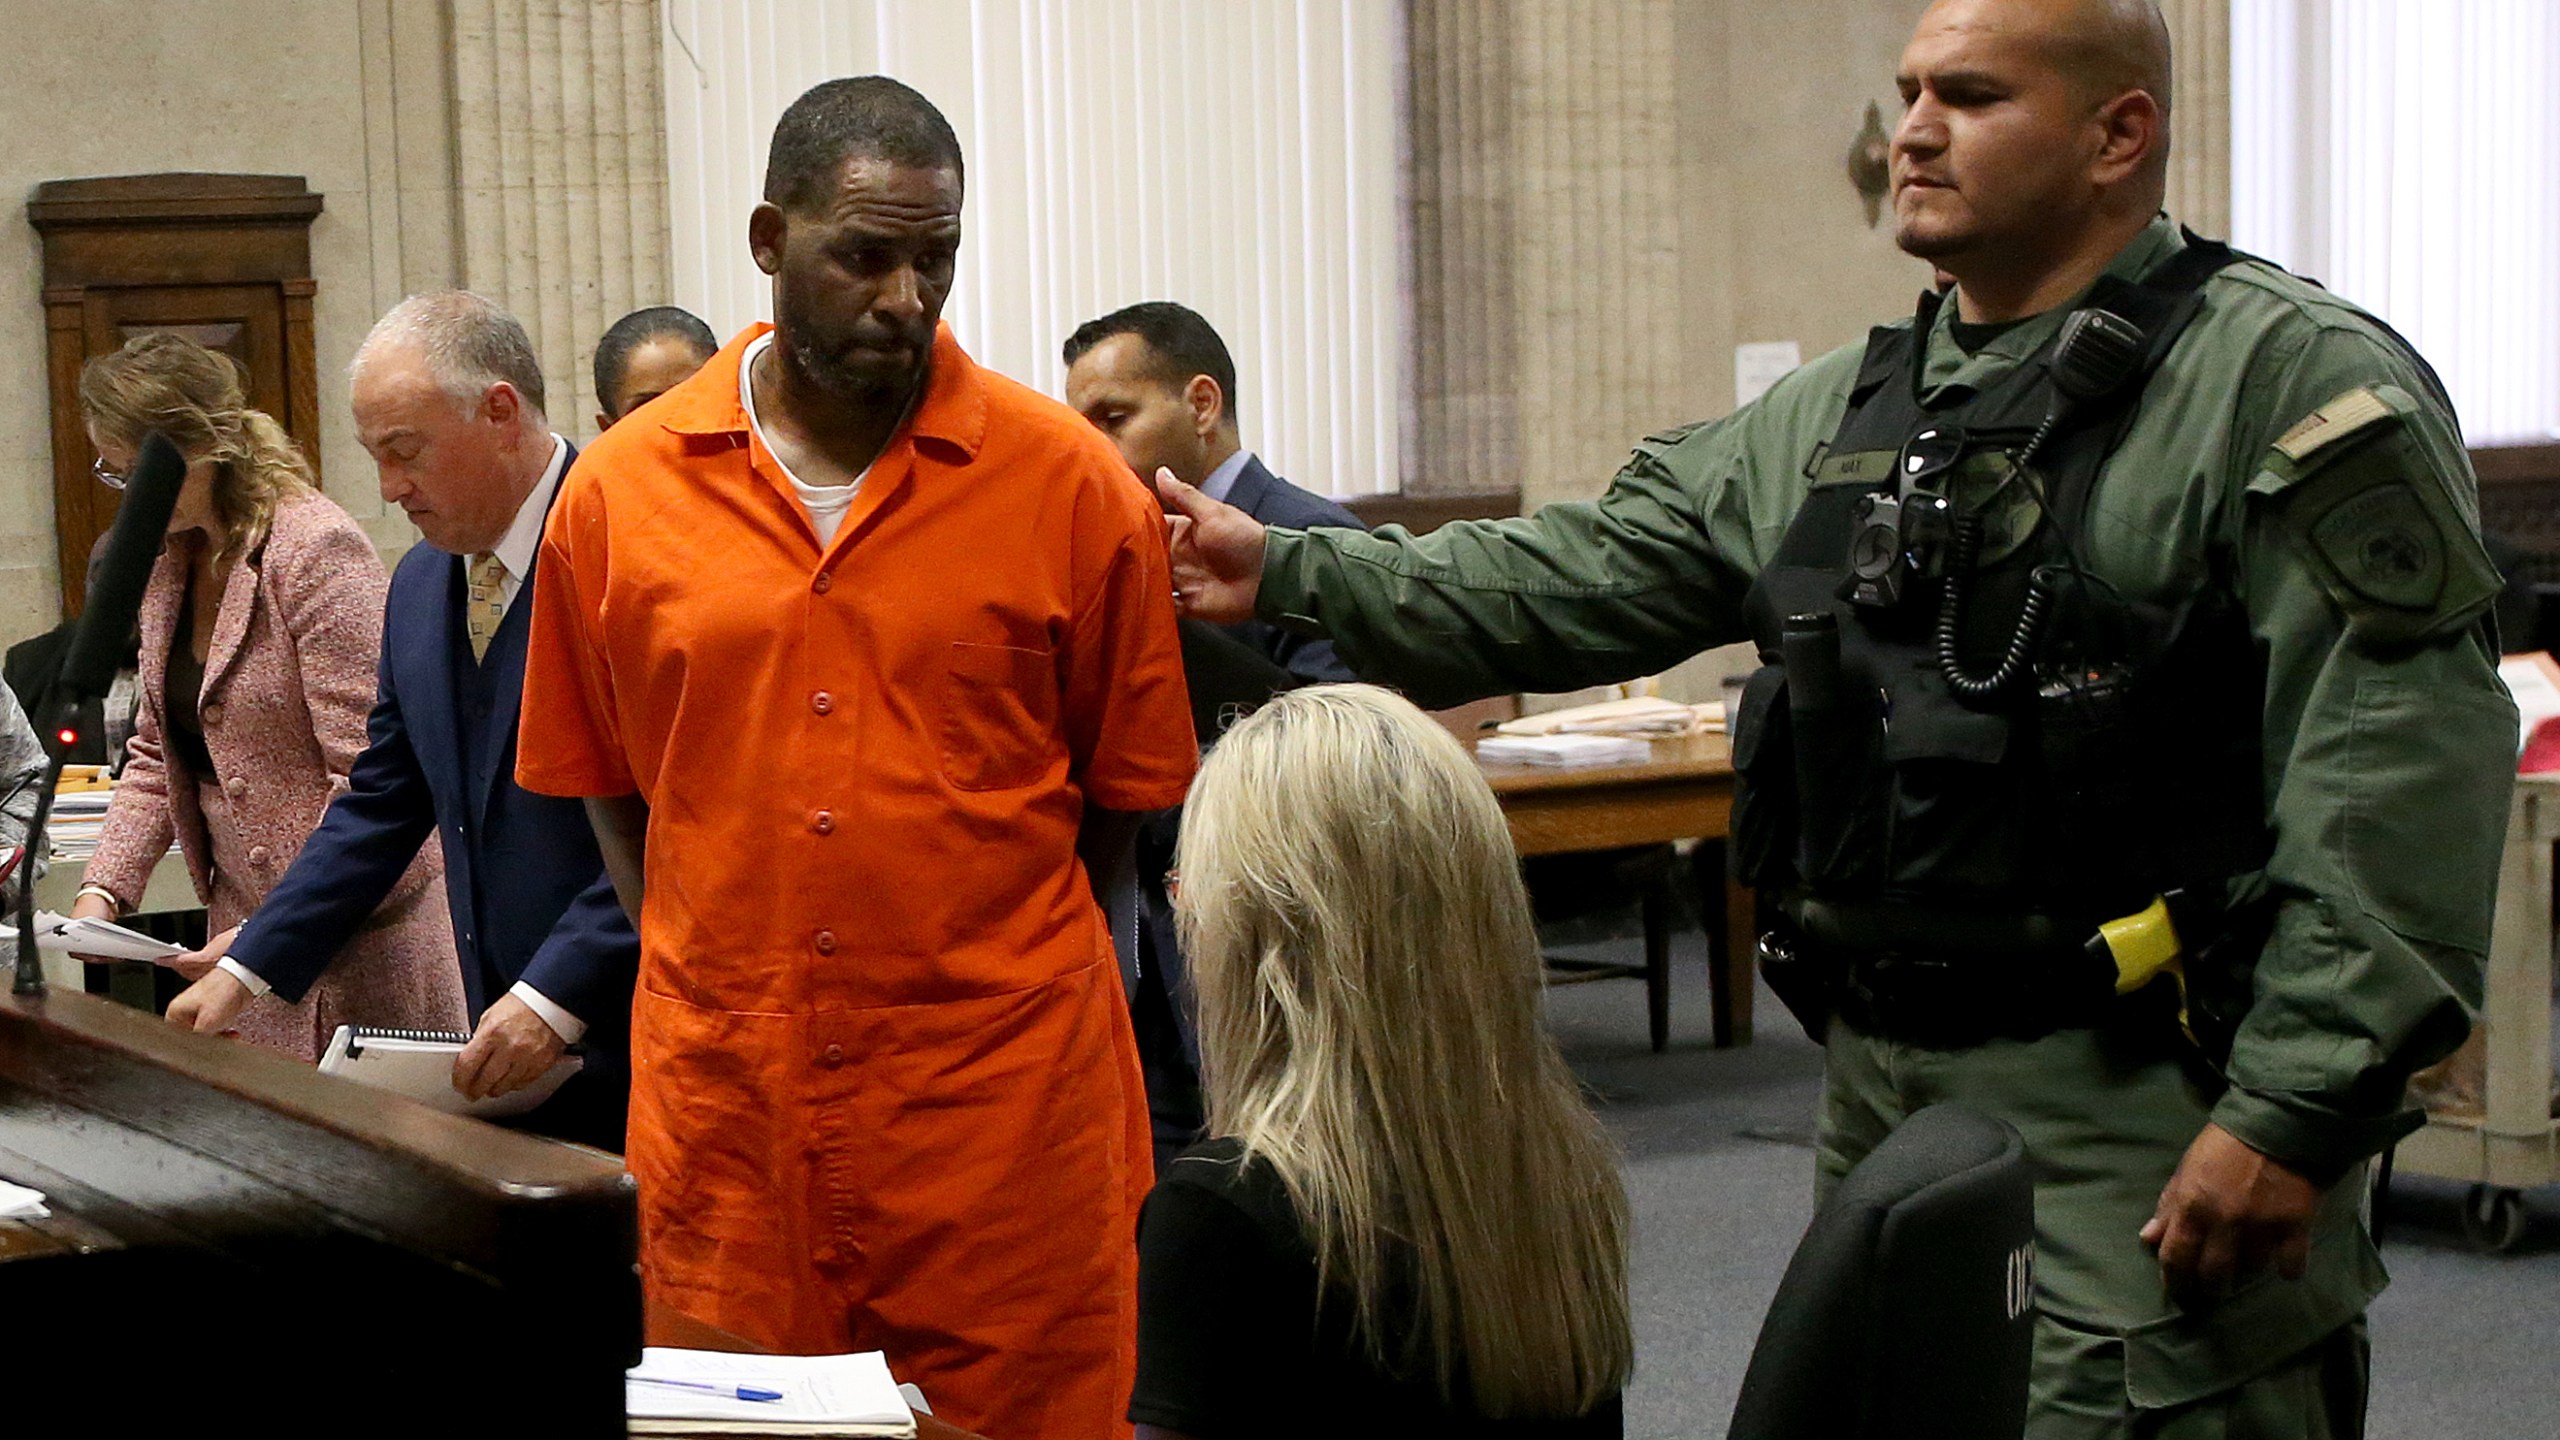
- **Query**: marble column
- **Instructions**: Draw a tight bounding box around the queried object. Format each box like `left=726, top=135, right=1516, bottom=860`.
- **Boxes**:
left=1400, top=0, right=1520, bottom=496
left=1509, top=0, right=1686, bottom=509
left=2161, top=0, right=2233, bottom=238
left=447, top=0, right=670, bottom=434
left=1400, top=0, right=1686, bottom=507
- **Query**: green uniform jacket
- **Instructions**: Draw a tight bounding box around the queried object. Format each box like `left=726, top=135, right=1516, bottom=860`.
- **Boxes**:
left=1261, top=218, right=2516, bottom=1180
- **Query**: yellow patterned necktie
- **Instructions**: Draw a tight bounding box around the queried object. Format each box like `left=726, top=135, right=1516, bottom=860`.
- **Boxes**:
left=465, top=552, right=508, bottom=662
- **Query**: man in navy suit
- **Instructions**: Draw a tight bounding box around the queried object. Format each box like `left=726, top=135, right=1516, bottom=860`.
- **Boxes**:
left=1064, top=301, right=1366, bottom=1165
left=168, top=291, right=637, bottom=1151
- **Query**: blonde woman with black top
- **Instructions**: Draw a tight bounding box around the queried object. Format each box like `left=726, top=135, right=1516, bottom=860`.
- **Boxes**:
left=1132, top=683, right=1633, bottom=1438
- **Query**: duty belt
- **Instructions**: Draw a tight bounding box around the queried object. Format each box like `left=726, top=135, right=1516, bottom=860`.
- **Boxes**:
left=1780, top=896, right=2124, bottom=1048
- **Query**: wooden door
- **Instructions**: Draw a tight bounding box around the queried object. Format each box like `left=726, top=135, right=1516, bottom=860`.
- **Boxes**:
left=29, top=174, right=323, bottom=618
left=83, top=286, right=289, bottom=417
left=59, top=287, right=296, bottom=600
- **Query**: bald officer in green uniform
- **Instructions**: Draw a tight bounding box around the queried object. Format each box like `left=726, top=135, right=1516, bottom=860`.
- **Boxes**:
left=1158, top=1, right=2514, bottom=1435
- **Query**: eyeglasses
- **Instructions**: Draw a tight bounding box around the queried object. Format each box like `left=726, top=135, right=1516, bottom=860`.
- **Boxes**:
left=1895, top=424, right=1969, bottom=495
left=91, top=456, right=128, bottom=491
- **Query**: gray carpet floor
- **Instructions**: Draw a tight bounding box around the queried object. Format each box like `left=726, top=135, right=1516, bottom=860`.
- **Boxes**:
left=1538, top=933, right=2560, bottom=1438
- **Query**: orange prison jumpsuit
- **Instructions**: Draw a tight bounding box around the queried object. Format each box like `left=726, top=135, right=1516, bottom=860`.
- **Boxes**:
left=516, top=323, right=1196, bottom=1440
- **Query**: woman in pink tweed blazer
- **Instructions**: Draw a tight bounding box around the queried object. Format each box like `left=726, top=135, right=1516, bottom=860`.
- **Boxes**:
left=69, top=335, right=465, bottom=1061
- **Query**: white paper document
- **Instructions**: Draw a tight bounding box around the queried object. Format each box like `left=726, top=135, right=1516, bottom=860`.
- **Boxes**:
left=0, top=1179, right=49, bottom=1220
left=1734, top=339, right=1804, bottom=408
left=1476, top=733, right=1656, bottom=769
left=627, top=1347, right=915, bottom=1436
left=1496, top=695, right=1720, bottom=738
left=317, top=1025, right=582, bottom=1121
left=0, top=911, right=187, bottom=964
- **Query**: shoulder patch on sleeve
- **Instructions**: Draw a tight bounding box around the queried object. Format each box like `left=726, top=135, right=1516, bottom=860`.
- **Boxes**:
left=2252, top=384, right=2502, bottom=645
left=2309, top=484, right=2449, bottom=612
left=2273, top=385, right=2396, bottom=463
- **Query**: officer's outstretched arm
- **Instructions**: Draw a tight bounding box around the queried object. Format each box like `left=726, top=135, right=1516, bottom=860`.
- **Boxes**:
left=1231, top=365, right=1848, bottom=710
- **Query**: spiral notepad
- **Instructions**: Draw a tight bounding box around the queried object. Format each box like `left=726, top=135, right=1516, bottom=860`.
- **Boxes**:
left=341, top=1025, right=473, bottom=1053
left=318, top=1023, right=581, bottom=1121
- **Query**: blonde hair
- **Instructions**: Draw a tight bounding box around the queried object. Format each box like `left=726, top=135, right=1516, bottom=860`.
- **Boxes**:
left=1176, top=683, right=1634, bottom=1418
left=78, top=333, right=315, bottom=567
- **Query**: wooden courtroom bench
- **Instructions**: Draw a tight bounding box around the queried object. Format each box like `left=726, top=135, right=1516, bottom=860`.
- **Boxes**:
left=0, top=983, right=637, bottom=1433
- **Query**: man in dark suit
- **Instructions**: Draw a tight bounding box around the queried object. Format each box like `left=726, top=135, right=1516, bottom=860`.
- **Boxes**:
left=1066, top=302, right=1362, bottom=694
left=167, top=291, right=636, bottom=1151
left=1064, top=301, right=1366, bottom=1165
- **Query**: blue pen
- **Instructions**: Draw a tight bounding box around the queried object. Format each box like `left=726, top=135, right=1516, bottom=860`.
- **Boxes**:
left=631, top=1375, right=786, bottom=1403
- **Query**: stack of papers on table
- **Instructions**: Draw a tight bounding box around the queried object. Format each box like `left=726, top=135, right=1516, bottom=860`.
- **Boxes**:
left=628, top=1348, right=915, bottom=1437
left=1477, top=734, right=1655, bottom=769
left=44, top=772, right=176, bottom=866
left=45, top=786, right=114, bottom=863
left=1495, top=695, right=1722, bottom=738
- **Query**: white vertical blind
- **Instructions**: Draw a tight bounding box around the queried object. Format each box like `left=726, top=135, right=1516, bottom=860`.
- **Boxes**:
left=660, top=0, right=1401, bottom=495
left=2231, top=0, right=2560, bottom=445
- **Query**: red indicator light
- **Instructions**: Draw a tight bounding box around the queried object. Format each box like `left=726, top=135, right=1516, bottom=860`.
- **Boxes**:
left=56, top=729, right=76, bottom=746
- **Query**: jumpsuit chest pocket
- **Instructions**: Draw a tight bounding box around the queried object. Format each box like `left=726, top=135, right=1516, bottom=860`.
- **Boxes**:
left=939, top=641, right=1061, bottom=791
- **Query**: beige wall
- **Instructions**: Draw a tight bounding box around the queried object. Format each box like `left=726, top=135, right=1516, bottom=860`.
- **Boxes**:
left=1404, top=0, right=2231, bottom=704
left=1401, top=0, right=1936, bottom=509
left=1668, top=0, right=1942, bottom=701
left=1405, top=0, right=2233, bottom=507
left=1666, top=0, right=1937, bottom=505
left=2160, top=0, right=2233, bottom=236
left=0, top=0, right=666, bottom=646
left=1403, top=0, right=1937, bottom=701
left=448, top=0, right=669, bottom=447
left=0, top=1, right=408, bottom=642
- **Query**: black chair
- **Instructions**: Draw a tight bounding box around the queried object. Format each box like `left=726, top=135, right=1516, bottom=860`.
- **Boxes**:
left=1728, top=1103, right=2036, bottom=1440
left=1530, top=844, right=1680, bottom=1052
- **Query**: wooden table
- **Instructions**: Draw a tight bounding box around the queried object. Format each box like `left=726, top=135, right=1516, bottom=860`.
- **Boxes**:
left=653, top=1304, right=988, bottom=1440
left=1476, top=731, right=1755, bottom=1046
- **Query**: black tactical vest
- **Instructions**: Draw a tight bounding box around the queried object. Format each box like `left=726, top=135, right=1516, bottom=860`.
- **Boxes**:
left=1730, top=239, right=2274, bottom=956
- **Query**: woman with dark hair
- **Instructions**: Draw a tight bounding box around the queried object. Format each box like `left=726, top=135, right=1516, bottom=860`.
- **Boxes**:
left=68, top=333, right=465, bottom=1060
left=592, top=304, right=718, bottom=431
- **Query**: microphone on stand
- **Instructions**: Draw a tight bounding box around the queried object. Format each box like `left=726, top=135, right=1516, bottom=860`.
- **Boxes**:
left=16, top=431, right=186, bottom=996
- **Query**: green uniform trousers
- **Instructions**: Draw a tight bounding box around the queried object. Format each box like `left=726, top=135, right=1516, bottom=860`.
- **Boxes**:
left=1815, top=1016, right=2383, bottom=1439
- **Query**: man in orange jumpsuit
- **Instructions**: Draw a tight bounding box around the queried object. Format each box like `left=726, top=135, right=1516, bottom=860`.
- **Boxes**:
left=515, top=77, right=1196, bottom=1440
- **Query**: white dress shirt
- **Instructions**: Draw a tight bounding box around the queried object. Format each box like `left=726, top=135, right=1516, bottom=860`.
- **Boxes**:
left=219, top=438, right=586, bottom=1044
left=482, top=435, right=570, bottom=611
left=1197, top=447, right=1255, bottom=505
